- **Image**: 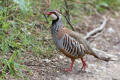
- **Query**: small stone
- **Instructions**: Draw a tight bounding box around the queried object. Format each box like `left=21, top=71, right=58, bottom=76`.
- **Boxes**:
left=27, top=32, right=31, bottom=35
left=59, top=55, right=64, bottom=59
left=107, top=27, right=115, bottom=33
left=68, top=78, right=73, bottom=80
left=43, top=59, right=51, bottom=63
left=56, top=70, right=59, bottom=73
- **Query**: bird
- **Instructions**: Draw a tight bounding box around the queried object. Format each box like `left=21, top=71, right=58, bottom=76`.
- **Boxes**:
left=46, top=10, right=111, bottom=72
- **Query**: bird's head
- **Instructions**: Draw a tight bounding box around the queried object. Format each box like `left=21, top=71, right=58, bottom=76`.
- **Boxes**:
left=46, top=10, right=62, bottom=21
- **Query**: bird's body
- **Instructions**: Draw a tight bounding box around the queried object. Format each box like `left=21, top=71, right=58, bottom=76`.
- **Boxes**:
left=52, top=25, right=86, bottom=59
left=47, top=10, right=110, bottom=72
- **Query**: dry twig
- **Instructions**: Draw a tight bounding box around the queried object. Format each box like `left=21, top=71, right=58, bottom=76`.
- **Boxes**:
left=84, top=16, right=108, bottom=40
left=63, top=0, right=75, bottom=31
left=83, top=14, right=117, bottom=61
left=43, top=13, right=49, bottom=23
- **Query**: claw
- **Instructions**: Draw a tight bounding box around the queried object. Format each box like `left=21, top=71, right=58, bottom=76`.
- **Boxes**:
left=64, top=59, right=75, bottom=72
left=64, top=68, right=72, bottom=72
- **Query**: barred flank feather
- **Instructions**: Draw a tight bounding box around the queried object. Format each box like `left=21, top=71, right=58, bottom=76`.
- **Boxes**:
left=62, top=34, right=85, bottom=57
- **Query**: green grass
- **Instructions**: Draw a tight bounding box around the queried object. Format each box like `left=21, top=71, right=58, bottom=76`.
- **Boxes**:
left=0, top=0, right=55, bottom=79
left=0, top=0, right=120, bottom=79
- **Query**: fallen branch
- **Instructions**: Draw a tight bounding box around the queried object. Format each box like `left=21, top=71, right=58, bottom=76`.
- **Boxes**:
left=84, top=16, right=108, bottom=40
left=83, top=14, right=117, bottom=61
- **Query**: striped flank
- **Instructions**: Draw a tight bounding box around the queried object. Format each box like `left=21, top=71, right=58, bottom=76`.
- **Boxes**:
left=62, top=34, right=85, bottom=57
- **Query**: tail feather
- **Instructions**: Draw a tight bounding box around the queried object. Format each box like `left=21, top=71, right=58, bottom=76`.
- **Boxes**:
left=89, top=48, right=117, bottom=61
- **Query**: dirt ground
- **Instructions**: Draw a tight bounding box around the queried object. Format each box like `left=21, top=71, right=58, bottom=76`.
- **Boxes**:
left=25, top=15, right=120, bottom=80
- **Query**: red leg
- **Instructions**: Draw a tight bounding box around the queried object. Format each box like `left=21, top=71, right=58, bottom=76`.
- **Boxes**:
left=81, top=58, right=87, bottom=71
left=65, top=59, right=75, bottom=72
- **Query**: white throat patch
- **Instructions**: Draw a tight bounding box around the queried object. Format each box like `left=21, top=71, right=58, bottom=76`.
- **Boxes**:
left=50, top=14, right=57, bottom=20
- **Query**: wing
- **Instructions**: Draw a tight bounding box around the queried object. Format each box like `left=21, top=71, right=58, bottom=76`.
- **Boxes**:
left=60, top=34, right=86, bottom=58
left=57, top=27, right=93, bottom=58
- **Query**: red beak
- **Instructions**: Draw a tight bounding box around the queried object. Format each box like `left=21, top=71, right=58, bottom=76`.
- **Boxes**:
left=46, top=11, right=56, bottom=15
left=47, top=12, right=51, bottom=15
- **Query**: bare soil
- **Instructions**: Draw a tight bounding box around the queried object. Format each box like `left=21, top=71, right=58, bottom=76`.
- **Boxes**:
left=25, top=15, right=120, bottom=80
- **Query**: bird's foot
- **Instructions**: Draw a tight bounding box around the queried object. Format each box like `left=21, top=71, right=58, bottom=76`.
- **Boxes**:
left=64, top=59, right=74, bottom=72
left=64, top=68, right=72, bottom=72
left=80, top=64, right=87, bottom=71
left=80, top=58, right=87, bottom=71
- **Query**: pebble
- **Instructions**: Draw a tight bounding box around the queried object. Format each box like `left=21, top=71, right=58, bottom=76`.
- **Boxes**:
left=42, top=59, right=51, bottom=63
left=107, top=27, right=115, bottom=33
